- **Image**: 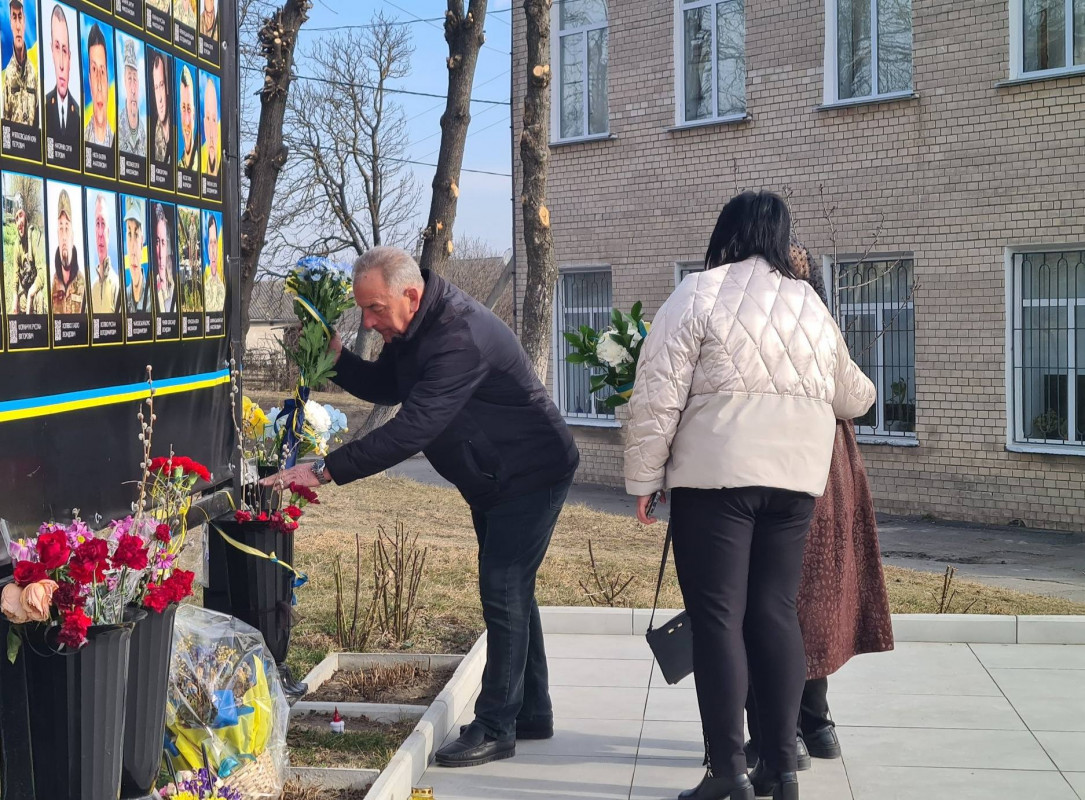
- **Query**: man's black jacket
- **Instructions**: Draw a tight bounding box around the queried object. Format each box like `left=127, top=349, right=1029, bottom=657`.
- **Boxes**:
left=324, top=271, right=579, bottom=509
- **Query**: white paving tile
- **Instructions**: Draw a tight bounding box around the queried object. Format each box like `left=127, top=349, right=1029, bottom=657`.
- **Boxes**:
left=832, top=643, right=1001, bottom=696
left=636, top=720, right=704, bottom=760
left=516, top=717, right=644, bottom=759
left=1064, top=771, right=1085, bottom=799
left=1034, top=731, right=1085, bottom=772
left=424, top=754, right=636, bottom=799
left=644, top=688, right=701, bottom=722
left=990, top=668, right=1085, bottom=699
left=648, top=661, right=696, bottom=690
left=834, top=726, right=1056, bottom=771
left=543, top=633, right=656, bottom=661
left=971, top=644, right=1085, bottom=670
left=828, top=692, right=1025, bottom=730
left=845, top=766, right=1079, bottom=800
left=551, top=685, right=650, bottom=721
left=628, top=757, right=705, bottom=800
left=1005, top=696, right=1085, bottom=732
left=548, top=656, right=654, bottom=688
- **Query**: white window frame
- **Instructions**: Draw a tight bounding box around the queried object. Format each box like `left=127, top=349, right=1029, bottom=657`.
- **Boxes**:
left=1005, top=246, right=1085, bottom=456
left=673, top=0, right=747, bottom=127
left=823, top=0, right=914, bottom=106
left=1009, top=0, right=1085, bottom=80
left=830, top=255, right=919, bottom=445
left=550, top=2, right=609, bottom=143
left=552, top=265, right=620, bottom=426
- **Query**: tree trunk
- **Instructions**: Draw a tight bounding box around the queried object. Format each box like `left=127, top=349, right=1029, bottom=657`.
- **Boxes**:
left=519, top=0, right=556, bottom=382
left=417, top=0, right=489, bottom=275
left=239, top=0, right=311, bottom=342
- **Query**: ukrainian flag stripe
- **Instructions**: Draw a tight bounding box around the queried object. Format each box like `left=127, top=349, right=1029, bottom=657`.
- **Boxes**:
left=0, top=369, right=231, bottom=423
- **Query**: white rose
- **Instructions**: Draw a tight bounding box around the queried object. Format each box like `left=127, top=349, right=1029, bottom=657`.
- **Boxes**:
left=303, top=400, right=332, bottom=435
left=596, top=332, right=632, bottom=368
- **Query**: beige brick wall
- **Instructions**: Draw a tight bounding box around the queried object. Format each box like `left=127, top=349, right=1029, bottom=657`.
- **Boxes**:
left=511, top=1, right=1085, bottom=530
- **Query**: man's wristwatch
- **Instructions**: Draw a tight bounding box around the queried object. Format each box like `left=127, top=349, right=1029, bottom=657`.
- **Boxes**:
left=310, top=458, right=332, bottom=485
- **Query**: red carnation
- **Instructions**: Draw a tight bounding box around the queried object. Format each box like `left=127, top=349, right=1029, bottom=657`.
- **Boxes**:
left=14, top=561, right=48, bottom=587
left=143, top=583, right=172, bottom=613
left=112, top=535, right=149, bottom=571
left=165, top=570, right=195, bottom=602
left=57, top=607, right=92, bottom=649
left=289, top=483, right=320, bottom=504
left=68, top=538, right=109, bottom=585
left=256, top=512, right=269, bottom=522
left=52, top=580, right=85, bottom=612
left=155, top=524, right=172, bottom=543
left=36, top=531, right=71, bottom=571
left=234, top=510, right=253, bottom=524
left=283, top=505, right=303, bottom=520
left=148, top=456, right=173, bottom=474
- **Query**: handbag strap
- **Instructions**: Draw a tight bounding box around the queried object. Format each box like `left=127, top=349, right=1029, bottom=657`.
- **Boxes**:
left=647, top=520, right=672, bottom=633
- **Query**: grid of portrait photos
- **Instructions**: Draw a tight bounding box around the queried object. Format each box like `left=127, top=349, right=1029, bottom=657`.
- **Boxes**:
left=0, top=0, right=225, bottom=352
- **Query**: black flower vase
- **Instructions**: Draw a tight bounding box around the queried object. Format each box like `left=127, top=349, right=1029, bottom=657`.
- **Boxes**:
left=24, top=608, right=144, bottom=800
left=214, top=519, right=295, bottom=665
left=120, top=602, right=177, bottom=799
left=0, top=615, right=36, bottom=800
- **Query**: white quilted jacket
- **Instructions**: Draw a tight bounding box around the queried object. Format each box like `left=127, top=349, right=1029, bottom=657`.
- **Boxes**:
left=624, top=256, right=876, bottom=498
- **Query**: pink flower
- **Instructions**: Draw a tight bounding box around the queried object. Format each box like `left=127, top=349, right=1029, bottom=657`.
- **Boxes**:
left=1, top=584, right=29, bottom=624
left=20, top=580, right=58, bottom=623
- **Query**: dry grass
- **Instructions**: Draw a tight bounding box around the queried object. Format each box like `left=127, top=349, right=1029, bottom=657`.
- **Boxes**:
left=285, top=475, right=1085, bottom=677
left=286, top=713, right=415, bottom=771
left=282, top=778, right=369, bottom=800
left=307, top=663, right=456, bottom=705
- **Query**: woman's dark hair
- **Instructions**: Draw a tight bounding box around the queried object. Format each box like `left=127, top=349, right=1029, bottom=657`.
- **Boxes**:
left=703, top=191, right=798, bottom=278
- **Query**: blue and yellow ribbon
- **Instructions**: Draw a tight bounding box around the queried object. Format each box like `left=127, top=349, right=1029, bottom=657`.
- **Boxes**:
left=212, top=523, right=309, bottom=604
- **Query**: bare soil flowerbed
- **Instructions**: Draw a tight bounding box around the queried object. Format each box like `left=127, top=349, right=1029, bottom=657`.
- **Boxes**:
left=306, top=662, right=458, bottom=705
left=283, top=777, right=370, bottom=800
left=287, top=711, right=415, bottom=770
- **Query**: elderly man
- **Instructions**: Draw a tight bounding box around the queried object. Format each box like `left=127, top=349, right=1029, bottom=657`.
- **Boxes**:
left=118, top=39, right=146, bottom=157
left=263, top=247, right=579, bottom=768
left=3, top=0, right=38, bottom=126
left=84, top=23, right=113, bottom=148
left=90, top=194, right=118, bottom=315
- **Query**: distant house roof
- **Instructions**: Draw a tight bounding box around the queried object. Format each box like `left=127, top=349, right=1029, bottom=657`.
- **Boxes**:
left=248, top=279, right=364, bottom=331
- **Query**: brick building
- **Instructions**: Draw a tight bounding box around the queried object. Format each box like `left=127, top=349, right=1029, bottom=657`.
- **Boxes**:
left=510, top=0, right=1085, bottom=530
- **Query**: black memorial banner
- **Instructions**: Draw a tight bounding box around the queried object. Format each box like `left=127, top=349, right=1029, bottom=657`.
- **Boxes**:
left=0, top=0, right=237, bottom=535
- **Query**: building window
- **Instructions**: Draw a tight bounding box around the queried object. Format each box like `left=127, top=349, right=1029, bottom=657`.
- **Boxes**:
left=675, top=261, right=703, bottom=285
left=1010, top=0, right=1085, bottom=78
left=676, top=0, right=746, bottom=124
left=554, top=0, right=609, bottom=141
left=554, top=268, right=615, bottom=420
left=824, top=0, right=913, bottom=104
left=835, top=258, right=917, bottom=439
left=1009, top=250, right=1085, bottom=451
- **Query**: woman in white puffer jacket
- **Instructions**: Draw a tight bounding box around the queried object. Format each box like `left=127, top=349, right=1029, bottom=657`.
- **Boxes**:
left=625, top=192, right=875, bottom=800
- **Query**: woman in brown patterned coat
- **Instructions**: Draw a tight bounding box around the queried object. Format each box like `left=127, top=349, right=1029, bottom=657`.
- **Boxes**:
left=745, top=243, right=895, bottom=769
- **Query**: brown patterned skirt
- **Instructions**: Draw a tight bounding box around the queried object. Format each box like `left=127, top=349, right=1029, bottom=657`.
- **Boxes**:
left=797, top=421, right=895, bottom=679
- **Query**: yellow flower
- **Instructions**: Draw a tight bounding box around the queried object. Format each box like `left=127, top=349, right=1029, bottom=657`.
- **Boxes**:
left=242, top=396, right=270, bottom=439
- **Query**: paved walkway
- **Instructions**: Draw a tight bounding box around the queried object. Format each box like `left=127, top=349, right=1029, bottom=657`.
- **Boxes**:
left=420, top=634, right=1085, bottom=799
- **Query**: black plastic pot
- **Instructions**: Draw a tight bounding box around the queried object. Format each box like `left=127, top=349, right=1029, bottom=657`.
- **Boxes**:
left=213, top=519, right=295, bottom=664
left=0, top=615, right=36, bottom=800
left=24, top=609, right=143, bottom=800
left=120, top=602, right=177, bottom=798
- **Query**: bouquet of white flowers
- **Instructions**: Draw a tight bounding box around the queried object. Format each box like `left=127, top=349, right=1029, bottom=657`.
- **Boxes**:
left=563, top=303, right=650, bottom=408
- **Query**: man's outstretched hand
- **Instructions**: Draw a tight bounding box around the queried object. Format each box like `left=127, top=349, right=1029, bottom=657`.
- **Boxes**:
left=259, top=463, right=321, bottom=488
left=329, top=331, right=343, bottom=365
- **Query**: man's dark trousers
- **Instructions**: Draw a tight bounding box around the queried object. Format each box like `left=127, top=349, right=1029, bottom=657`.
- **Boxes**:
left=469, top=476, right=573, bottom=740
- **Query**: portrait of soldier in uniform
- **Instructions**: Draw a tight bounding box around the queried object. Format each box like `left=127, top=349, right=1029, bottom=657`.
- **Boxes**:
left=50, top=187, right=84, bottom=316
left=176, top=62, right=197, bottom=172
left=117, top=35, right=146, bottom=158
left=123, top=196, right=151, bottom=315
left=201, top=72, right=219, bottom=177
left=202, top=211, right=224, bottom=313
left=3, top=0, right=40, bottom=129
left=44, top=3, right=80, bottom=160
left=149, top=49, right=172, bottom=166
left=9, top=204, right=44, bottom=315
left=88, top=192, right=120, bottom=316
left=82, top=21, right=113, bottom=148
left=200, top=0, right=217, bottom=40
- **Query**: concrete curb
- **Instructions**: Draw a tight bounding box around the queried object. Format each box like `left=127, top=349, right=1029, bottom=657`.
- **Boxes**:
left=288, top=766, right=379, bottom=792
left=539, top=606, right=1085, bottom=644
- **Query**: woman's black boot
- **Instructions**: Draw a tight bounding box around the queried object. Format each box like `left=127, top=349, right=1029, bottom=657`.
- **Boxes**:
left=749, top=763, right=799, bottom=800
left=678, top=772, right=756, bottom=800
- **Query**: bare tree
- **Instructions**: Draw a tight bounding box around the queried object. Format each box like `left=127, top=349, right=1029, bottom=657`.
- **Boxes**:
left=238, top=0, right=312, bottom=340
left=417, top=0, right=489, bottom=274
left=518, top=0, right=557, bottom=381
left=265, top=17, right=420, bottom=267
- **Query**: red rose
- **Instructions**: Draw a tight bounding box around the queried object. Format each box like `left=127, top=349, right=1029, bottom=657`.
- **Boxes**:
left=13, top=561, right=48, bottom=587
left=283, top=505, right=303, bottom=520
left=57, top=607, right=92, bottom=649
left=143, top=583, right=172, bottom=613
left=36, top=531, right=71, bottom=571
left=53, top=581, right=85, bottom=612
left=112, top=535, right=149, bottom=571
left=165, top=570, right=195, bottom=602
left=234, top=510, right=253, bottom=524
left=155, top=524, right=172, bottom=543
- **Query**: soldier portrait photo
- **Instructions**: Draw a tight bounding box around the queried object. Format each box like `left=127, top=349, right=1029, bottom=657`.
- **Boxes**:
left=2, top=172, right=47, bottom=318
left=151, top=201, right=178, bottom=331
left=147, top=46, right=173, bottom=189
left=200, top=69, right=220, bottom=199
left=46, top=181, right=87, bottom=350
left=86, top=189, right=121, bottom=317
left=175, top=59, right=198, bottom=194
left=177, top=205, right=202, bottom=311
left=116, top=33, right=146, bottom=160
left=173, top=0, right=196, bottom=30
left=200, top=0, right=217, bottom=41
left=202, top=209, right=224, bottom=315
left=43, top=2, right=80, bottom=169
left=122, top=194, right=151, bottom=317
left=80, top=17, right=114, bottom=149
left=1, top=0, right=44, bottom=161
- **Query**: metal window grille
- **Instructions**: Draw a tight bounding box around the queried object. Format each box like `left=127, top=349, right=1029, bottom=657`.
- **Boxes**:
left=554, top=269, right=615, bottom=419
left=836, top=258, right=917, bottom=438
left=1011, top=250, right=1085, bottom=447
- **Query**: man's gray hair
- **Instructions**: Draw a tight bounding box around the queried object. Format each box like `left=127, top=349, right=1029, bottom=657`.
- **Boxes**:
left=353, top=246, right=424, bottom=292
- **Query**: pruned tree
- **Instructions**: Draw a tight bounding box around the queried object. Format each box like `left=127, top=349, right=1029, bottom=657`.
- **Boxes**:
left=238, top=0, right=312, bottom=341
left=417, top=0, right=489, bottom=274
left=518, top=0, right=557, bottom=381
left=266, top=16, right=420, bottom=268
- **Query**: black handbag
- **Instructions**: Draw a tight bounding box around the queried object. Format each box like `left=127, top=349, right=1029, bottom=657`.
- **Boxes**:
left=644, top=521, right=694, bottom=685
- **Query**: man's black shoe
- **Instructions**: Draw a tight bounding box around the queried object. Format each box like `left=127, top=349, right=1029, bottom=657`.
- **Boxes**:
left=743, top=737, right=810, bottom=771
left=435, top=723, right=515, bottom=768
left=803, top=725, right=840, bottom=759
left=460, top=716, right=554, bottom=740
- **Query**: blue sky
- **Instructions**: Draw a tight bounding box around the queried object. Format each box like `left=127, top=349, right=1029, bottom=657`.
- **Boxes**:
left=293, top=0, right=514, bottom=253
